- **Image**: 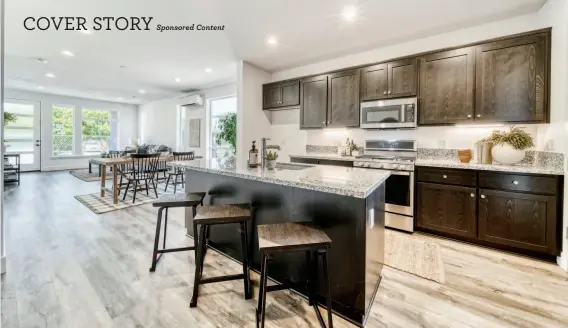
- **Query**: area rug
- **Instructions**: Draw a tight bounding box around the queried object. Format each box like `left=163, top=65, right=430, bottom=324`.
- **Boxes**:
left=384, top=229, right=446, bottom=283
left=75, top=183, right=185, bottom=214
left=69, top=169, right=113, bottom=182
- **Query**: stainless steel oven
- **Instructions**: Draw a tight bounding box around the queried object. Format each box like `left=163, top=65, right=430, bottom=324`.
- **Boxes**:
left=360, top=97, right=417, bottom=129
left=354, top=139, right=416, bottom=232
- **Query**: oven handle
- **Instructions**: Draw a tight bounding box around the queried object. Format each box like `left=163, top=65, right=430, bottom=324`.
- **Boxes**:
left=387, top=170, right=411, bottom=176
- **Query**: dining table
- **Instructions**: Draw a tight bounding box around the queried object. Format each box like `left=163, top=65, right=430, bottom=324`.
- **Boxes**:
left=89, top=155, right=201, bottom=205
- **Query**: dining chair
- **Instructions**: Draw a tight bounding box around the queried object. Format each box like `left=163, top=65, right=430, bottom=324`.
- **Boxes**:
left=122, top=153, right=160, bottom=203
left=165, top=151, right=194, bottom=193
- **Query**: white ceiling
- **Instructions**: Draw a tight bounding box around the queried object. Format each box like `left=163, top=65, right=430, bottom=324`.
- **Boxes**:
left=4, top=0, right=547, bottom=105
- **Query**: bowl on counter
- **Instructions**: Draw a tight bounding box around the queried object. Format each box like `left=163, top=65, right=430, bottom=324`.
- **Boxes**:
left=458, top=149, right=472, bottom=163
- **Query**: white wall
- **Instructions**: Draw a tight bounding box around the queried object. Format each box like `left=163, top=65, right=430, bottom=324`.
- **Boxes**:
left=236, top=61, right=272, bottom=167
left=267, top=4, right=568, bottom=269
left=1, top=0, right=6, bottom=275
left=4, top=89, right=138, bottom=171
left=138, top=83, right=236, bottom=157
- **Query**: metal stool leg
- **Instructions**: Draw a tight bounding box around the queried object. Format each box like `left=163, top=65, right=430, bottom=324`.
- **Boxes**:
left=240, top=222, right=251, bottom=299
left=149, top=207, right=164, bottom=272
left=321, top=249, right=333, bottom=328
left=190, top=224, right=206, bottom=308
left=163, top=208, right=168, bottom=249
left=306, top=250, right=315, bottom=305
left=256, top=254, right=269, bottom=328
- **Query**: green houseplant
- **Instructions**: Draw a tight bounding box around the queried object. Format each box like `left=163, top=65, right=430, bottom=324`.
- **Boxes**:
left=4, top=112, right=17, bottom=126
left=485, top=126, right=534, bottom=165
left=215, top=112, right=236, bottom=156
left=266, top=150, right=278, bottom=170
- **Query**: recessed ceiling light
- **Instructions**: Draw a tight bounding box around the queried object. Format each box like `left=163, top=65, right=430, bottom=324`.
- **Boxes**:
left=117, top=97, right=123, bottom=100
left=174, top=77, right=181, bottom=82
left=80, top=29, right=93, bottom=35
left=45, top=72, right=55, bottom=78
left=37, top=86, right=44, bottom=90
left=37, top=58, right=48, bottom=64
left=61, top=50, right=75, bottom=57
left=204, top=68, right=213, bottom=73
left=139, top=89, right=146, bottom=94
left=341, top=5, right=358, bottom=22
left=266, top=36, right=278, bottom=46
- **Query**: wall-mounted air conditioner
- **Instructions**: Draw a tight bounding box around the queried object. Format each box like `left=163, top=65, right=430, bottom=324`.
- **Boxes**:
left=179, top=94, right=204, bottom=106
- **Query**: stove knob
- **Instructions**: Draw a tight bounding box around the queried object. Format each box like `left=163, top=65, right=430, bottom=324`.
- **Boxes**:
left=374, top=163, right=383, bottom=169
left=365, top=163, right=371, bottom=168
left=391, top=164, right=399, bottom=170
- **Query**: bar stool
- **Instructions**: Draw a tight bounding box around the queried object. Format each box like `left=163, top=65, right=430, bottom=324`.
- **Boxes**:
left=149, top=192, right=206, bottom=272
left=190, top=203, right=252, bottom=307
left=256, top=222, right=333, bottom=328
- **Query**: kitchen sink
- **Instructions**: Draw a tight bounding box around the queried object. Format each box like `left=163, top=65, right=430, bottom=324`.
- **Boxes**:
left=275, top=162, right=313, bottom=170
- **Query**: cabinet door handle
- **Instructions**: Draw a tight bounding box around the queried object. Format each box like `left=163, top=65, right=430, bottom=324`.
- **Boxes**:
left=481, top=195, right=486, bottom=199
left=512, top=180, right=519, bottom=185
left=470, top=193, right=475, bottom=197
left=442, top=175, right=447, bottom=179
left=383, top=91, right=387, bottom=95
left=476, top=114, right=481, bottom=118
left=388, top=90, right=392, bottom=94
left=467, top=114, right=472, bottom=118
left=322, top=121, right=326, bottom=124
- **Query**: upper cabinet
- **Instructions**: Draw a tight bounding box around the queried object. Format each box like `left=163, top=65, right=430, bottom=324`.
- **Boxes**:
left=300, top=75, right=328, bottom=128
left=327, top=69, right=361, bottom=127
left=475, top=33, right=548, bottom=123
left=419, top=48, right=475, bottom=125
left=262, top=80, right=300, bottom=110
left=361, top=59, right=416, bottom=101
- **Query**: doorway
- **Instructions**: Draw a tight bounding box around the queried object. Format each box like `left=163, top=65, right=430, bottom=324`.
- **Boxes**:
left=3, top=99, right=41, bottom=171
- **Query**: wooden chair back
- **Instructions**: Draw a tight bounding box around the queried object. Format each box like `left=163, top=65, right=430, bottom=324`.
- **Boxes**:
left=130, top=154, right=160, bottom=180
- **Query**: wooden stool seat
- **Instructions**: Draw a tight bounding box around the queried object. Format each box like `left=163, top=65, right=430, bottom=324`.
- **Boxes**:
left=193, top=204, right=251, bottom=224
left=152, top=192, right=206, bottom=208
left=258, top=223, right=332, bottom=253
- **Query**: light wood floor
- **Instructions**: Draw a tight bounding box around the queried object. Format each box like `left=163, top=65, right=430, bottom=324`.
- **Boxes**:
left=2, top=171, right=568, bottom=328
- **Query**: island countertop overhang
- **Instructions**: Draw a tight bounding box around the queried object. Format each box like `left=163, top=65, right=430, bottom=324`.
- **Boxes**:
left=173, top=159, right=390, bottom=198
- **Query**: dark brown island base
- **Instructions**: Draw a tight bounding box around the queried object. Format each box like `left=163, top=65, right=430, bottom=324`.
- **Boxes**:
left=175, top=159, right=390, bottom=327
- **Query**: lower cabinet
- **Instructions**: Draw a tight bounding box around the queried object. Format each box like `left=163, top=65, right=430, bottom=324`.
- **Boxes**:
left=478, top=189, right=557, bottom=254
left=416, top=167, right=562, bottom=258
left=416, top=182, right=477, bottom=238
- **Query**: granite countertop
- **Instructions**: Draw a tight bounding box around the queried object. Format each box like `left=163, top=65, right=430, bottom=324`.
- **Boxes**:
left=416, top=159, right=564, bottom=175
left=289, top=154, right=357, bottom=161
left=173, top=158, right=390, bottom=198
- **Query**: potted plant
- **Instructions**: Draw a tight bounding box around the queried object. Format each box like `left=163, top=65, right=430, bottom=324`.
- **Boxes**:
left=266, top=150, right=278, bottom=170
left=4, top=113, right=17, bottom=153
left=486, top=126, right=534, bottom=165
left=215, top=112, right=236, bottom=156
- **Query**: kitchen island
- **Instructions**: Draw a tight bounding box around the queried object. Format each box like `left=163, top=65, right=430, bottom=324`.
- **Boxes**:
left=174, top=158, right=390, bottom=327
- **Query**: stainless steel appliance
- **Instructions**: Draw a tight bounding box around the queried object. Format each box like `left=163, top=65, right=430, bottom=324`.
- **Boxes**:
left=354, top=140, right=416, bottom=232
left=360, top=97, right=417, bottom=129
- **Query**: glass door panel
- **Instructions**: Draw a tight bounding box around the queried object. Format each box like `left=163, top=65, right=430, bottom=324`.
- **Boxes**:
left=4, top=99, right=41, bottom=171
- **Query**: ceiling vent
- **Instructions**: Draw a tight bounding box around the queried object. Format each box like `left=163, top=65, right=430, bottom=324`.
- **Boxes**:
left=179, top=94, right=204, bottom=106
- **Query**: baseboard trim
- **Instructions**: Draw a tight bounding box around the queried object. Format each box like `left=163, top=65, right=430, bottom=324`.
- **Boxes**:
left=1, top=256, right=6, bottom=274
left=42, top=166, right=89, bottom=172
left=558, top=252, right=568, bottom=271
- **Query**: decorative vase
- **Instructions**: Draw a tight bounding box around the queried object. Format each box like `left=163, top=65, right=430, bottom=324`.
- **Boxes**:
left=491, top=144, right=525, bottom=165
left=266, top=160, right=277, bottom=170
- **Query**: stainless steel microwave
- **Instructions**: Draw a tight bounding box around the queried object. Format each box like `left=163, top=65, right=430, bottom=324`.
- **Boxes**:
left=360, top=97, right=417, bottom=129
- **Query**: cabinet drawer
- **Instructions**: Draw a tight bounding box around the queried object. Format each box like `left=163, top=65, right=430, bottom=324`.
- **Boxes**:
left=417, top=168, right=477, bottom=186
left=478, top=172, right=558, bottom=195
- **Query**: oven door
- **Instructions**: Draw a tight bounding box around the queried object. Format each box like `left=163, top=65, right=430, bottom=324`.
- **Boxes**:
left=360, top=98, right=417, bottom=129
left=383, top=170, right=414, bottom=216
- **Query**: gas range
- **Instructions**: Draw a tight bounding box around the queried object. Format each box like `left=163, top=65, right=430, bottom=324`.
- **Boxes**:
left=353, top=140, right=417, bottom=171
left=355, top=140, right=417, bottom=232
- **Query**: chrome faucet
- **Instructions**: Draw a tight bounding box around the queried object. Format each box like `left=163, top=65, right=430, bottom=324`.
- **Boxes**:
left=261, top=137, right=280, bottom=168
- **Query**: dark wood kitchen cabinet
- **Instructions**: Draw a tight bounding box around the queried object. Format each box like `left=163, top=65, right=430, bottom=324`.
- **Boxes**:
left=262, top=80, right=300, bottom=110
left=300, top=75, right=328, bottom=128
left=475, top=33, right=549, bottom=123
left=416, top=182, right=477, bottom=238
left=418, top=48, right=475, bottom=125
left=478, top=188, right=557, bottom=254
left=327, top=69, right=360, bottom=127
left=415, top=166, right=562, bottom=259
left=361, top=59, right=416, bottom=101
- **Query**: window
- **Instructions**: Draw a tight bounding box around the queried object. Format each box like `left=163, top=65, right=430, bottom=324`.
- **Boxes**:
left=52, top=105, right=74, bottom=156
left=209, top=96, right=236, bottom=158
left=82, top=109, right=117, bottom=155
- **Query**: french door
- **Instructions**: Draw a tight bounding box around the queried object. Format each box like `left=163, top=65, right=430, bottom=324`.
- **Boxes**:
left=4, top=99, right=41, bottom=171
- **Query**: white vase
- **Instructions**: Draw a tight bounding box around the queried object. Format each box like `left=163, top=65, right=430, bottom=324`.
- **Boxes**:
left=491, top=144, right=526, bottom=165
left=266, top=160, right=277, bottom=170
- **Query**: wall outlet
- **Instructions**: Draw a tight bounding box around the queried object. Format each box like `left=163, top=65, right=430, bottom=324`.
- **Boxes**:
left=438, top=140, right=447, bottom=149
left=545, top=140, right=555, bottom=151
